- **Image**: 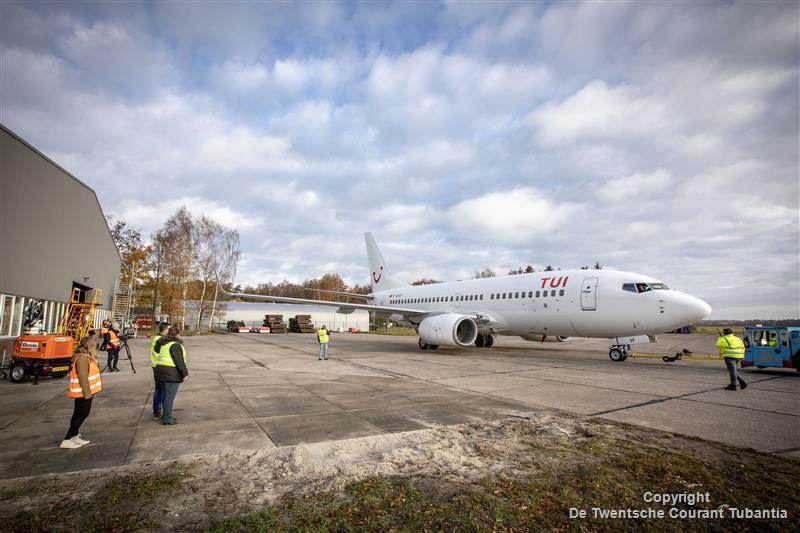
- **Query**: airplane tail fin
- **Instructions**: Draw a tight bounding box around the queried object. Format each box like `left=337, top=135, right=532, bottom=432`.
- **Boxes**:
left=365, top=233, right=408, bottom=292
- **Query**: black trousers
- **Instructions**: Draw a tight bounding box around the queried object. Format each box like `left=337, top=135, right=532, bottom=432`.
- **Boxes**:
left=65, top=397, right=93, bottom=440
left=106, top=348, right=120, bottom=370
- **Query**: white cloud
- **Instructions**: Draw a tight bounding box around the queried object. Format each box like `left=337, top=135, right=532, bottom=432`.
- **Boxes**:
left=112, top=196, right=264, bottom=235
left=598, top=169, right=672, bottom=201
left=529, top=80, right=673, bottom=145
left=448, top=188, right=578, bottom=243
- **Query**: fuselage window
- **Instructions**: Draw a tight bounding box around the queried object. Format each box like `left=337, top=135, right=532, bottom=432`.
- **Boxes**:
left=550, top=290, right=556, bottom=297
left=469, top=295, right=474, bottom=301
left=559, top=289, right=564, bottom=296
left=490, top=294, right=494, bottom=300
left=535, top=291, right=540, bottom=297
left=502, top=293, right=506, bottom=299
left=542, top=291, right=547, bottom=298
left=513, top=292, right=518, bottom=298
left=480, top=295, right=483, bottom=300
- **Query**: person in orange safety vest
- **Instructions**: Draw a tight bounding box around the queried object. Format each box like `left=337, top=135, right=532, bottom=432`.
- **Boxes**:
left=61, top=331, right=103, bottom=449
left=100, top=320, right=122, bottom=372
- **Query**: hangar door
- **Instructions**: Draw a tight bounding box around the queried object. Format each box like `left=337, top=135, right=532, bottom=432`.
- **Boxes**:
left=581, top=278, right=598, bottom=310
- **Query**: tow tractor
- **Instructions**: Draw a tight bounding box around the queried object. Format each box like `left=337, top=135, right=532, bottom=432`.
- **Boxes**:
left=9, top=288, right=102, bottom=383
left=742, top=326, right=800, bottom=371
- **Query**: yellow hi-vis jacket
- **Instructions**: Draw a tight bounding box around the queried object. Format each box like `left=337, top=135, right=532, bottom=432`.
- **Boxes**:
left=317, top=328, right=329, bottom=344
left=150, top=334, right=162, bottom=367
left=155, top=341, right=187, bottom=367
left=716, top=334, right=745, bottom=359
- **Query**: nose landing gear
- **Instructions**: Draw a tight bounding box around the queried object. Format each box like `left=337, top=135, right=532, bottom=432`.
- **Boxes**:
left=608, top=345, right=630, bottom=362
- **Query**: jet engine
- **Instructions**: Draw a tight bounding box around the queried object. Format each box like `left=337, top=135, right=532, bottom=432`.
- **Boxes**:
left=418, top=313, right=478, bottom=347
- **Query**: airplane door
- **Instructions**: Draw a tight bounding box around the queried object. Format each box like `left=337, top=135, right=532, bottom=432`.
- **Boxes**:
left=747, top=328, right=784, bottom=366
left=581, top=278, right=598, bottom=310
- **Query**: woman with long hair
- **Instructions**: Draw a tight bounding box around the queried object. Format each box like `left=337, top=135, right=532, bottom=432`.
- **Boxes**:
left=60, top=330, right=103, bottom=449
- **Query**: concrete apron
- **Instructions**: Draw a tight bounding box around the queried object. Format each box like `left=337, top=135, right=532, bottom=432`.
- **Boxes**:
left=0, top=332, right=797, bottom=479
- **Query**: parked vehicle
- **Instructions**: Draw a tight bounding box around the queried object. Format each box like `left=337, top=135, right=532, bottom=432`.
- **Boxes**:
left=743, top=326, right=800, bottom=371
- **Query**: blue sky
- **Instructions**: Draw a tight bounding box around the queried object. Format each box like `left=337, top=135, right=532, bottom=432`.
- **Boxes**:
left=2, top=1, right=798, bottom=318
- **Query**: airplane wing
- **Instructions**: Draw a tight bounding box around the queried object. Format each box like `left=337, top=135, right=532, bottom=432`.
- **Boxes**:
left=302, top=288, right=373, bottom=300
left=221, top=287, right=426, bottom=316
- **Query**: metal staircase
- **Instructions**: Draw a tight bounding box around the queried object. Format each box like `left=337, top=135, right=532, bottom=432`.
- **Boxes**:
left=111, top=279, right=132, bottom=325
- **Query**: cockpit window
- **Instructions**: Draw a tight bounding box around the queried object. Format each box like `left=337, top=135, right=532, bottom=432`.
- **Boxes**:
left=624, top=282, right=670, bottom=293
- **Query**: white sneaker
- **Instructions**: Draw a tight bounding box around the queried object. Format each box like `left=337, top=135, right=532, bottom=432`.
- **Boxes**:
left=73, top=435, right=90, bottom=445
left=60, top=438, right=84, bottom=449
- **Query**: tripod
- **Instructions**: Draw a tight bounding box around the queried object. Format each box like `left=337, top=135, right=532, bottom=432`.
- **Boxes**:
left=102, top=336, right=136, bottom=374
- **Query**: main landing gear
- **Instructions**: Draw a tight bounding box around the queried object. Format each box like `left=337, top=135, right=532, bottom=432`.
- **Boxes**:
left=474, top=334, right=495, bottom=348
left=608, top=344, right=630, bottom=362
left=418, top=338, right=439, bottom=351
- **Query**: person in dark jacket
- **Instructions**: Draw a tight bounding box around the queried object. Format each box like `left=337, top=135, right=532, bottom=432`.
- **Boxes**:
left=153, top=327, right=188, bottom=425
left=150, top=323, right=171, bottom=419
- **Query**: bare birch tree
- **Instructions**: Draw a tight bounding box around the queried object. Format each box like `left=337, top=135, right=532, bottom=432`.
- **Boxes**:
left=208, top=228, right=240, bottom=331
left=159, top=208, right=195, bottom=328
left=193, top=217, right=240, bottom=331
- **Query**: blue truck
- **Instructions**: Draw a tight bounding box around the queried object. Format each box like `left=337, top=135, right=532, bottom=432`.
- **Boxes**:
left=742, top=326, right=800, bottom=371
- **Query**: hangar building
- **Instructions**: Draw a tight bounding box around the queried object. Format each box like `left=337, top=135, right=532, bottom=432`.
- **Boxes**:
left=185, top=301, right=370, bottom=332
left=0, top=124, right=120, bottom=352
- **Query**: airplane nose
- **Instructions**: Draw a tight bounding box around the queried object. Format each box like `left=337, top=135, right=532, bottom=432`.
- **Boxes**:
left=675, top=293, right=712, bottom=322
left=697, top=298, right=712, bottom=319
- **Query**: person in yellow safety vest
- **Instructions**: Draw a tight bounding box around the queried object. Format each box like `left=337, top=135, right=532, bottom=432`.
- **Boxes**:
left=716, top=328, right=747, bottom=391
left=100, top=320, right=122, bottom=372
left=61, top=331, right=102, bottom=449
left=768, top=333, right=778, bottom=347
left=317, top=325, right=330, bottom=361
left=150, top=323, right=171, bottom=419
left=153, top=327, right=188, bottom=425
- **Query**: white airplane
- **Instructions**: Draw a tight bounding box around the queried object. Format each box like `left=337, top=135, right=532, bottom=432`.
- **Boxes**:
left=222, top=233, right=712, bottom=361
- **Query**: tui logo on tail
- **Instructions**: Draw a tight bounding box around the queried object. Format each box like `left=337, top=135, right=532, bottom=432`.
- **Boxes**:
left=372, top=266, right=383, bottom=283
